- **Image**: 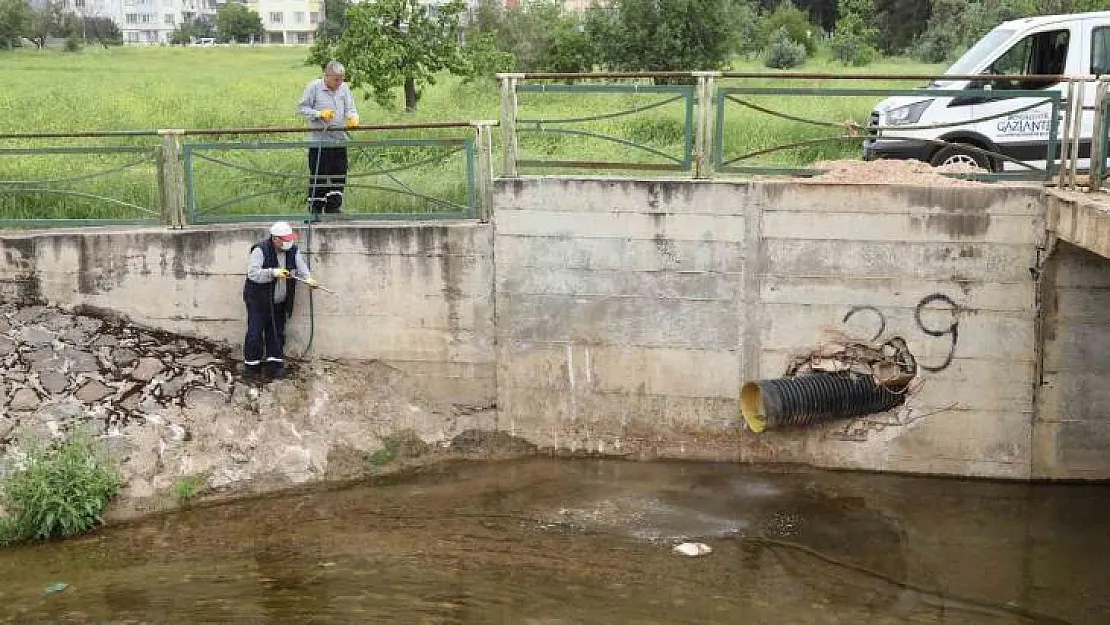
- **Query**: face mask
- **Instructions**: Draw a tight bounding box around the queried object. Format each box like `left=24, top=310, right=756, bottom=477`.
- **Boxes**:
left=280, top=241, right=293, bottom=252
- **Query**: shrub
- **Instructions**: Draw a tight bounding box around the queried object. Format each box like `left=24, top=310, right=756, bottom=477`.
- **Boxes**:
left=763, top=27, right=806, bottom=69
left=830, top=34, right=877, bottom=67
left=759, top=4, right=816, bottom=56
left=829, top=13, right=877, bottom=67
left=0, top=434, right=121, bottom=546
left=174, top=475, right=203, bottom=504
left=538, top=21, right=593, bottom=74
left=463, top=32, right=517, bottom=83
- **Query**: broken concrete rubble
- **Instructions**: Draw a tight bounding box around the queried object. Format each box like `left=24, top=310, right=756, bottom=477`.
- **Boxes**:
left=0, top=304, right=522, bottom=519
left=785, top=332, right=917, bottom=393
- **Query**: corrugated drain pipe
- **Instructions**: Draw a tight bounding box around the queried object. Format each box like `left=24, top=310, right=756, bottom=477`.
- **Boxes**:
left=740, top=374, right=906, bottom=433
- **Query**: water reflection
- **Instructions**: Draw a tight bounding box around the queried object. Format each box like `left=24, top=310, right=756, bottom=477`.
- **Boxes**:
left=0, top=459, right=1106, bottom=624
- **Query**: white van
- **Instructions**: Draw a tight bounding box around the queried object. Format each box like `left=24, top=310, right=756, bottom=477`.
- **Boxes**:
left=864, top=11, right=1110, bottom=172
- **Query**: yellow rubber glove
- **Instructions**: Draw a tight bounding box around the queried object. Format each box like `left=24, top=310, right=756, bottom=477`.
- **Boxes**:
left=273, top=268, right=290, bottom=280
left=318, top=109, right=335, bottom=122
left=346, top=114, right=360, bottom=129
left=305, top=277, right=319, bottom=289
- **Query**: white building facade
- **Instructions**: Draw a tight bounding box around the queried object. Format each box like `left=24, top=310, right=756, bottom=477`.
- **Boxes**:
left=60, top=0, right=222, bottom=44
left=59, top=0, right=324, bottom=45
left=243, top=0, right=323, bottom=44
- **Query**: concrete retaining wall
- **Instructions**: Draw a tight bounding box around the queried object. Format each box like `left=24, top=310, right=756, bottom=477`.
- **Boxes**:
left=494, top=179, right=1046, bottom=479
left=1035, top=241, right=1110, bottom=479
left=2, top=178, right=1103, bottom=479
left=0, top=223, right=496, bottom=407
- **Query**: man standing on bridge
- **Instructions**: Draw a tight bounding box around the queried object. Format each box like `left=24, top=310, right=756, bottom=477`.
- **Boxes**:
left=243, top=221, right=317, bottom=381
left=298, top=60, right=360, bottom=214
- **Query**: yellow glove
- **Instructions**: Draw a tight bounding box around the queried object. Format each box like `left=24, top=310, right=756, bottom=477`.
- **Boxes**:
left=346, top=114, right=360, bottom=129
left=318, top=109, right=335, bottom=122
left=273, top=268, right=290, bottom=280
left=305, top=277, right=319, bottom=289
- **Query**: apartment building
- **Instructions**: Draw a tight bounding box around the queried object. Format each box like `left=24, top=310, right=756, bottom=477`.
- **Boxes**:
left=59, top=0, right=221, bottom=44
left=56, top=0, right=487, bottom=46
left=244, top=0, right=323, bottom=44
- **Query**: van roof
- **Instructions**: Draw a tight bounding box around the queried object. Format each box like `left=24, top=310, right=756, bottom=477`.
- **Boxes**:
left=999, top=11, right=1110, bottom=30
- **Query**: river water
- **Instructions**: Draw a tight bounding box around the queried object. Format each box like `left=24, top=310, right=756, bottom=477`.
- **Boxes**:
left=1, top=458, right=1107, bottom=624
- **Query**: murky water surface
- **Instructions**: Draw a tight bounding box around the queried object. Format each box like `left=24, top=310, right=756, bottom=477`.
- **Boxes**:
left=1, top=459, right=1107, bottom=624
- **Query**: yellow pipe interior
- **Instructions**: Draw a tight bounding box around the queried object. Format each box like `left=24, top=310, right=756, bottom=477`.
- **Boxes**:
left=740, top=382, right=767, bottom=433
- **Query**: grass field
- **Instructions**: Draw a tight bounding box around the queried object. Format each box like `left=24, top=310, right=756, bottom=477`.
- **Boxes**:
left=0, top=46, right=943, bottom=221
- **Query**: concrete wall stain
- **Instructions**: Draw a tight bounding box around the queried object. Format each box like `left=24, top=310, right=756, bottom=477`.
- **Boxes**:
left=924, top=213, right=991, bottom=238
left=646, top=184, right=661, bottom=211
left=0, top=236, right=41, bottom=304
left=439, top=237, right=464, bottom=341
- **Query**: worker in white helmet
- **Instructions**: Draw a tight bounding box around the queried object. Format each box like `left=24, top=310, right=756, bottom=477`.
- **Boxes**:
left=242, top=221, right=318, bottom=380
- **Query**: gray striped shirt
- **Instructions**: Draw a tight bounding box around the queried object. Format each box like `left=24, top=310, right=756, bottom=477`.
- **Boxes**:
left=298, top=78, right=359, bottom=143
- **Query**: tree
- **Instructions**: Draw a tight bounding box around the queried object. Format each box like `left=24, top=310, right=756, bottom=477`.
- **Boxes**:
left=308, top=0, right=469, bottom=111
left=758, top=4, right=817, bottom=56
left=911, top=0, right=1039, bottom=63
left=0, top=0, right=32, bottom=50
left=1037, top=0, right=1110, bottom=11
left=498, top=1, right=564, bottom=71
left=829, top=0, right=877, bottom=66
left=315, top=0, right=350, bottom=44
left=585, top=0, right=737, bottom=73
left=170, top=14, right=215, bottom=45
left=764, top=25, right=806, bottom=68
left=468, top=0, right=595, bottom=73
left=83, top=16, right=121, bottom=47
left=541, top=19, right=593, bottom=73
left=730, top=0, right=763, bottom=59
left=462, top=32, right=515, bottom=82
left=26, top=0, right=71, bottom=48
left=217, top=2, right=263, bottom=43
left=873, top=0, right=932, bottom=54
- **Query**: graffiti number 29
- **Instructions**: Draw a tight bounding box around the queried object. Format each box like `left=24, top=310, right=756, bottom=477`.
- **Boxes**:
left=842, top=294, right=961, bottom=373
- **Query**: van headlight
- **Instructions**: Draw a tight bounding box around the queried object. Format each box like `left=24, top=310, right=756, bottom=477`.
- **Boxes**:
left=885, top=100, right=934, bottom=126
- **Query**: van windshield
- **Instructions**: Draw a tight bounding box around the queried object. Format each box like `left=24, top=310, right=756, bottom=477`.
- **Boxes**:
left=946, top=28, right=1016, bottom=76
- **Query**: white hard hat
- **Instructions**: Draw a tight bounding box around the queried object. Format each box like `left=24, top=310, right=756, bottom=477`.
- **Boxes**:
left=270, top=221, right=297, bottom=240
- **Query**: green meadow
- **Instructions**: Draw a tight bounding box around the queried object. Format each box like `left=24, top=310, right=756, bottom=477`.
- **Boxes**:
left=0, top=46, right=943, bottom=221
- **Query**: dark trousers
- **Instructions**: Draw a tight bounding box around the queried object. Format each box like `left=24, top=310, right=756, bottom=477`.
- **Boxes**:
left=307, top=146, right=348, bottom=213
left=244, top=298, right=287, bottom=374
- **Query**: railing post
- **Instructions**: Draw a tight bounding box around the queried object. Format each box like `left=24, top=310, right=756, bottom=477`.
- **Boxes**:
left=1057, top=82, right=1073, bottom=189
left=1089, top=77, right=1110, bottom=192
left=1069, top=79, right=1085, bottom=190
left=472, top=121, right=496, bottom=222
left=692, top=71, right=719, bottom=179
left=498, top=73, right=523, bottom=178
left=158, top=129, right=186, bottom=227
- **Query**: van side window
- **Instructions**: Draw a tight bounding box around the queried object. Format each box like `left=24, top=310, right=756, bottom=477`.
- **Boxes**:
left=1093, top=27, right=1110, bottom=76
left=986, top=29, right=1069, bottom=90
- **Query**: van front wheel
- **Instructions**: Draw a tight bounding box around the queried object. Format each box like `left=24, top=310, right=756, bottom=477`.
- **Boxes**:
left=930, top=145, right=995, bottom=172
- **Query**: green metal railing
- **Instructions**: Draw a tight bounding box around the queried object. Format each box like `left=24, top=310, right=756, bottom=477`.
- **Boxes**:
left=0, top=121, right=494, bottom=228
left=183, top=137, right=477, bottom=224
left=8, top=72, right=1110, bottom=232
left=512, top=83, right=695, bottom=172
left=500, top=71, right=1095, bottom=187
left=713, top=86, right=1062, bottom=182
left=0, top=144, right=163, bottom=227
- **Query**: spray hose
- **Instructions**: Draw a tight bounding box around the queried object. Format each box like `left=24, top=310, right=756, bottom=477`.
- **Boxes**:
left=299, top=143, right=325, bottom=361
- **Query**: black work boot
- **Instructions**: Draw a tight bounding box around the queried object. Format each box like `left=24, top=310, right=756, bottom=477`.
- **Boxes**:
left=243, top=363, right=262, bottom=382
left=265, top=363, right=285, bottom=380
left=325, top=192, right=343, bottom=214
